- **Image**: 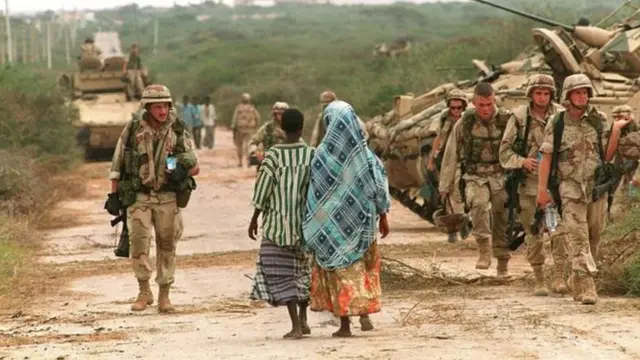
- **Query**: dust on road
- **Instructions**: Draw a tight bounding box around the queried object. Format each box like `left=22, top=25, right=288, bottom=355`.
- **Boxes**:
left=2, top=129, right=640, bottom=360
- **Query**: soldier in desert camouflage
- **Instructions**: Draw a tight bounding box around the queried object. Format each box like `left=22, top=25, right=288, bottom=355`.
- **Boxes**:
left=537, top=74, right=629, bottom=305
left=499, top=74, right=568, bottom=296
left=231, top=93, right=261, bottom=167
left=105, top=84, right=200, bottom=313
left=248, top=101, right=289, bottom=162
left=439, top=82, right=512, bottom=277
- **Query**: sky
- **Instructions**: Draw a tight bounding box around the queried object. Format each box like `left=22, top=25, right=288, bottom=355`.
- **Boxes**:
left=10, top=0, right=466, bottom=15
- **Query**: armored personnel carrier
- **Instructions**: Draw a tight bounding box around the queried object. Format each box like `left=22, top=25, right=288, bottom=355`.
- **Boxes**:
left=366, top=0, right=640, bottom=224
left=58, top=32, right=139, bottom=158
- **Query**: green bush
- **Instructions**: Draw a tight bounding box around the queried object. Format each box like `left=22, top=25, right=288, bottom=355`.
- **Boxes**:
left=0, top=67, right=81, bottom=169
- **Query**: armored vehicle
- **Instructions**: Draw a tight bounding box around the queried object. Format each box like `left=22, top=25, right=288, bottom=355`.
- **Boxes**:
left=58, top=32, right=139, bottom=158
left=366, top=0, right=640, bottom=224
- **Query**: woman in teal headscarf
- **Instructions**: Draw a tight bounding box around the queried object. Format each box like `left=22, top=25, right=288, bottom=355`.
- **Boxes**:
left=303, top=100, right=391, bottom=338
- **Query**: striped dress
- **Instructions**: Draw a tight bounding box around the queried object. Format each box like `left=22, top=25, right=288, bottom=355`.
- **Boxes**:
left=250, top=141, right=315, bottom=306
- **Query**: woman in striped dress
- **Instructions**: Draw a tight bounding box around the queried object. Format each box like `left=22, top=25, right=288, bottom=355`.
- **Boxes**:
left=247, top=108, right=315, bottom=340
left=303, top=100, right=391, bottom=338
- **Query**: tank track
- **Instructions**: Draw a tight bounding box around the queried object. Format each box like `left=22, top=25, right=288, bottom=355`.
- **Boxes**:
left=389, top=186, right=438, bottom=224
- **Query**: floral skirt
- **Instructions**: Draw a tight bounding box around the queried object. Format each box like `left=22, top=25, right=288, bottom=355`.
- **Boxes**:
left=310, top=241, right=381, bottom=317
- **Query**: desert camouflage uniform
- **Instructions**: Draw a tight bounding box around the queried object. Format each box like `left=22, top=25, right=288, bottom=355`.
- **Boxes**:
left=125, top=53, right=145, bottom=100
left=249, top=102, right=289, bottom=155
left=434, top=109, right=464, bottom=214
left=232, top=101, right=261, bottom=166
left=500, top=101, right=571, bottom=294
left=110, top=111, right=198, bottom=286
left=439, top=106, right=511, bottom=274
left=539, top=106, right=611, bottom=279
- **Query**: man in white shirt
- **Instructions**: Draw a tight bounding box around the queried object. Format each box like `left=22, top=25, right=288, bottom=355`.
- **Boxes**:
left=201, top=96, right=217, bottom=149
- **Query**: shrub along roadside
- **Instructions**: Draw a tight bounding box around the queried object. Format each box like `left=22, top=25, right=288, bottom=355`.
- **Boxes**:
left=0, top=67, right=81, bottom=298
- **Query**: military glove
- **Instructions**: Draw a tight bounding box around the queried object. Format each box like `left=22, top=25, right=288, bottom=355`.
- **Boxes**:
left=168, top=163, right=189, bottom=183
left=104, top=192, right=122, bottom=216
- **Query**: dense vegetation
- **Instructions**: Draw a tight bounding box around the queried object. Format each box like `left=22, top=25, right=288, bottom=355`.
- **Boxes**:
left=62, top=0, right=621, bottom=126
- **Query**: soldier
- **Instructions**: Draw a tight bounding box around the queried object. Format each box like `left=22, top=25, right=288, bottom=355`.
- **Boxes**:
left=231, top=93, right=261, bottom=167
left=499, top=74, right=566, bottom=295
left=612, top=105, right=639, bottom=193
left=105, top=84, right=200, bottom=313
left=439, top=82, right=512, bottom=276
left=80, top=37, right=102, bottom=59
left=122, top=44, right=145, bottom=101
left=248, top=101, right=289, bottom=163
left=537, top=74, right=628, bottom=305
left=427, top=89, right=468, bottom=242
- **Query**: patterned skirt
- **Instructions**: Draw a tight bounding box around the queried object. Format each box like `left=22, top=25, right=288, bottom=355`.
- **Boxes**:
left=250, top=239, right=311, bottom=306
left=310, top=241, right=381, bottom=317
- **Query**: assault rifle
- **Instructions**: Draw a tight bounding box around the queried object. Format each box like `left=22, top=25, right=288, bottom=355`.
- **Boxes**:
left=505, top=169, right=526, bottom=251
left=111, top=212, right=129, bottom=258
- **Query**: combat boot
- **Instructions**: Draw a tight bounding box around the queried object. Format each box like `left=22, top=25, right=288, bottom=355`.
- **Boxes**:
left=497, top=257, right=509, bottom=277
left=158, top=284, right=176, bottom=313
left=580, top=275, right=598, bottom=305
left=532, top=265, right=548, bottom=296
left=569, top=272, right=582, bottom=302
left=551, top=262, right=568, bottom=294
left=475, top=239, right=491, bottom=270
left=131, top=280, right=153, bottom=311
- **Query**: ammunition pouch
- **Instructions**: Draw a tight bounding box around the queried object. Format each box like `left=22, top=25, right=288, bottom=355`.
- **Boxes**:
left=511, top=139, right=526, bottom=156
left=118, top=178, right=141, bottom=207
left=173, top=176, right=197, bottom=208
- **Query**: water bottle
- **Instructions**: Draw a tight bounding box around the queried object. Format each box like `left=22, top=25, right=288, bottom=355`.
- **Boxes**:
left=544, top=204, right=558, bottom=233
left=537, top=151, right=543, bottom=162
left=629, top=181, right=639, bottom=199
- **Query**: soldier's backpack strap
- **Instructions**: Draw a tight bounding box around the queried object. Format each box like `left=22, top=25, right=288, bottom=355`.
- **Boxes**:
left=461, top=110, right=475, bottom=172
left=585, top=110, right=605, bottom=163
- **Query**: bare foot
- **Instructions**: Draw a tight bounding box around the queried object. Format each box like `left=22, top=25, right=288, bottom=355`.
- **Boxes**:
left=283, top=330, right=303, bottom=340
left=360, top=316, right=374, bottom=331
left=301, top=322, right=311, bottom=335
left=331, top=329, right=353, bottom=338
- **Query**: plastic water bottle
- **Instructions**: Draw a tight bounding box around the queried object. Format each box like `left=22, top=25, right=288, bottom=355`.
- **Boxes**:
left=544, top=204, right=558, bottom=233
left=537, top=151, right=542, bottom=162
left=630, top=181, right=639, bottom=199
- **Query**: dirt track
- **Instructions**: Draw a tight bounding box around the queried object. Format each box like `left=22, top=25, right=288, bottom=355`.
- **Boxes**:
left=2, top=129, right=640, bottom=360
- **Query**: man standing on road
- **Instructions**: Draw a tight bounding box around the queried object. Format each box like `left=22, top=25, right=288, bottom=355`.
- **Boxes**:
left=310, top=90, right=368, bottom=147
left=105, top=84, right=200, bottom=313
left=439, top=82, right=512, bottom=277
left=201, top=96, right=217, bottom=150
left=499, top=74, right=566, bottom=296
left=537, top=74, right=628, bottom=305
left=231, top=93, right=261, bottom=167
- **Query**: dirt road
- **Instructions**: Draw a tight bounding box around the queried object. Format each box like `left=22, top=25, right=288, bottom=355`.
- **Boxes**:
left=2, top=129, right=640, bottom=360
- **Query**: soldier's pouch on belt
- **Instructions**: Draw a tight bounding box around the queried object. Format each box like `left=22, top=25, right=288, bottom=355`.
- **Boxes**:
left=118, top=179, right=139, bottom=207
left=174, top=177, right=197, bottom=208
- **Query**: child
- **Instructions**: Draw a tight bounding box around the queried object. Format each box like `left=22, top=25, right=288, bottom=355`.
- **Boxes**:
left=248, top=108, right=315, bottom=340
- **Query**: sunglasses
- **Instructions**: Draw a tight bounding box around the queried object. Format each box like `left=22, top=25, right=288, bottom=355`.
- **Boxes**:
left=449, top=106, right=464, bottom=110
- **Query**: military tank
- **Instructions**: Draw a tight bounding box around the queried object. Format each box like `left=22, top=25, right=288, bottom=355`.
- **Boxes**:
left=366, top=0, right=640, bottom=224
left=58, top=32, right=140, bottom=159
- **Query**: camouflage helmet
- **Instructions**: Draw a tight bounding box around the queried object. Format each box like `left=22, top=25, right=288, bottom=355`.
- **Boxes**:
left=561, top=74, right=593, bottom=101
left=445, top=88, right=468, bottom=106
left=241, top=93, right=251, bottom=101
left=140, top=84, right=173, bottom=107
left=272, top=101, right=289, bottom=111
left=612, top=104, right=633, bottom=117
left=526, top=74, right=556, bottom=98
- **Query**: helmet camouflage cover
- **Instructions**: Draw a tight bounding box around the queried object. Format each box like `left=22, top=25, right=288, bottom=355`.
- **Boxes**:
left=445, top=88, right=468, bottom=106
left=561, top=73, right=593, bottom=101
left=140, top=84, right=173, bottom=107
left=525, top=74, right=556, bottom=98
left=272, top=101, right=290, bottom=111
left=612, top=104, right=633, bottom=116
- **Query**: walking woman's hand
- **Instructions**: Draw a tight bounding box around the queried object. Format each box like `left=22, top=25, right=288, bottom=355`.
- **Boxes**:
left=379, top=213, right=390, bottom=239
left=248, top=219, right=258, bottom=240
